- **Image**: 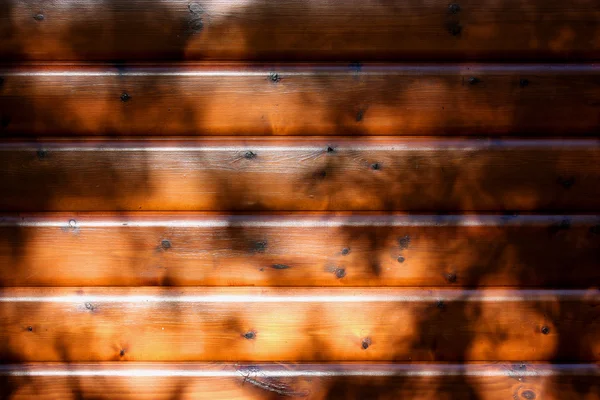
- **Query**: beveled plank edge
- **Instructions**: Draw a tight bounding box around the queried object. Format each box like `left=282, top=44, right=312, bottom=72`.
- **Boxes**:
left=0, top=362, right=598, bottom=377
left=0, top=288, right=597, bottom=302
left=0, top=137, right=599, bottom=149
left=0, top=63, right=597, bottom=75
left=0, top=212, right=598, bottom=228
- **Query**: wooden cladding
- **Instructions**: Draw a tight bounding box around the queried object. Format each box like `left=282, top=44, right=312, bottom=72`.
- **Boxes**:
left=1, top=0, right=599, bottom=61
left=0, top=213, right=598, bottom=287
left=1, top=138, right=599, bottom=211
left=0, top=65, right=599, bottom=136
left=1, top=0, right=598, bottom=397
left=1, top=363, right=598, bottom=399
left=1, top=288, right=598, bottom=362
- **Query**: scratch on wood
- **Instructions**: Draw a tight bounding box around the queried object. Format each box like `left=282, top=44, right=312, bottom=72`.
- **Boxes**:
left=243, top=376, right=308, bottom=397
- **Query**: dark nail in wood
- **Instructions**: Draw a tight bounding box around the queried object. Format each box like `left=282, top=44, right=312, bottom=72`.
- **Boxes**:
left=269, top=73, right=281, bottom=83
left=356, top=110, right=364, bottom=122
left=397, top=256, right=405, bottom=263
left=541, top=326, right=550, bottom=335
left=161, top=239, right=171, bottom=249
left=557, top=176, right=576, bottom=189
left=341, top=248, right=350, bottom=256
left=120, top=93, right=131, bottom=102
left=446, top=272, right=457, bottom=283
left=361, top=337, right=371, bottom=349
left=335, top=268, right=346, bottom=279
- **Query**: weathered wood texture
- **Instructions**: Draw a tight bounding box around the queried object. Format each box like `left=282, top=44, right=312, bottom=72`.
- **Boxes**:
left=1, top=0, right=599, bottom=61
left=1, top=138, right=599, bottom=212
left=1, top=288, right=598, bottom=362
left=0, top=65, right=599, bottom=136
left=1, top=363, right=598, bottom=399
left=1, top=214, right=598, bottom=287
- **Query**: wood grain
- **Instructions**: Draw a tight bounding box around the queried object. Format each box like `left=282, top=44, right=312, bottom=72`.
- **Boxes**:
left=1, top=288, right=598, bottom=362
left=0, top=65, right=599, bottom=136
left=0, top=363, right=598, bottom=399
left=1, top=213, right=598, bottom=287
left=1, top=138, right=599, bottom=212
left=1, top=0, right=599, bottom=61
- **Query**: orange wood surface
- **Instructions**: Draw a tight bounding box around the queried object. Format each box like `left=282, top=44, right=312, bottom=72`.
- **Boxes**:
left=1, top=138, right=599, bottom=212
left=0, top=363, right=598, bottom=399
left=0, top=213, right=598, bottom=287
left=2, top=0, right=599, bottom=396
left=1, top=288, right=598, bottom=362
left=1, top=0, right=599, bottom=61
left=0, top=65, right=599, bottom=136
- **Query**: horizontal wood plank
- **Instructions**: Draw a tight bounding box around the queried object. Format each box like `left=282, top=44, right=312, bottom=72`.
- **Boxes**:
left=1, top=363, right=598, bottom=399
left=1, top=138, right=599, bottom=211
left=0, top=65, right=599, bottom=135
left=1, top=213, right=599, bottom=287
left=1, top=0, right=599, bottom=61
left=1, top=288, right=598, bottom=362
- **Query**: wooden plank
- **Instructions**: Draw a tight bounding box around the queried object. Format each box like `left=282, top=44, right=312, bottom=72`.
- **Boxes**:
left=0, top=65, right=599, bottom=136
left=1, top=138, right=599, bottom=212
left=0, top=363, right=598, bottom=399
left=1, top=0, right=599, bottom=61
left=1, top=213, right=599, bottom=287
left=0, top=288, right=598, bottom=362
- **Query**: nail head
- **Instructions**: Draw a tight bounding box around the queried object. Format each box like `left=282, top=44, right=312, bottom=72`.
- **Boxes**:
left=541, top=326, right=550, bottom=335
left=361, top=337, right=371, bottom=349
left=269, top=73, right=281, bottom=83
